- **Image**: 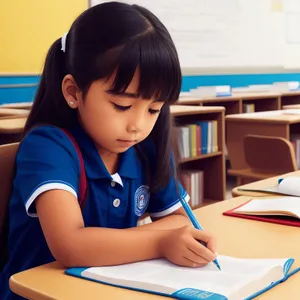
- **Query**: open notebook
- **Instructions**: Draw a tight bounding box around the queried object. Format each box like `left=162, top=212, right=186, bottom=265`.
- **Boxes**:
left=237, top=177, right=300, bottom=197
left=223, top=197, right=300, bottom=227
left=66, top=255, right=299, bottom=300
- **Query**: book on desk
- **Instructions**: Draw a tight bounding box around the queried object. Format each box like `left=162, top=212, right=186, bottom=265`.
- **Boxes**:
left=237, top=177, right=300, bottom=197
left=224, top=196, right=300, bottom=227
left=66, top=254, right=299, bottom=300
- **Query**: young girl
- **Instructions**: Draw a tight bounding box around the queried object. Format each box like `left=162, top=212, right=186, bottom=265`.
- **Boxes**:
left=0, top=2, right=216, bottom=299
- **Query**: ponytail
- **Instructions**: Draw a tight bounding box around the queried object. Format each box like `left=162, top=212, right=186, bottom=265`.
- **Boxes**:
left=24, top=38, right=77, bottom=135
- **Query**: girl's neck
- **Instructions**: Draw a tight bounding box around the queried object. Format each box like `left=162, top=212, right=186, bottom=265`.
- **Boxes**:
left=97, top=148, right=120, bottom=175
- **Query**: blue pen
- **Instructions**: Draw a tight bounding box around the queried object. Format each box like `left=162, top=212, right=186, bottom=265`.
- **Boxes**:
left=180, top=196, right=221, bottom=270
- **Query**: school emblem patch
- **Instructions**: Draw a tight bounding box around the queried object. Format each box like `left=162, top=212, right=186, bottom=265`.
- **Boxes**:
left=134, top=185, right=150, bottom=216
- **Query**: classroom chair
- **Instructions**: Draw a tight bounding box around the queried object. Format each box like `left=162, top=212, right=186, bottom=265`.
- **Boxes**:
left=228, top=134, right=297, bottom=185
left=0, top=116, right=25, bottom=145
left=0, top=143, right=19, bottom=270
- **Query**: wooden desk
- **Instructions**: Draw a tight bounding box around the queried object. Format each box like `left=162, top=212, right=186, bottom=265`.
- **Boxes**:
left=10, top=196, right=300, bottom=300
left=177, top=92, right=281, bottom=115
left=226, top=110, right=300, bottom=169
left=280, top=91, right=300, bottom=107
left=178, top=94, right=242, bottom=103
left=178, top=95, right=242, bottom=115
left=0, top=117, right=27, bottom=134
left=282, top=104, right=300, bottom=110
left=0, top=108, right=29, bottom=117
left=0, top=102, right=33, bottom=109
left=232, top=170, right=300, bottom=197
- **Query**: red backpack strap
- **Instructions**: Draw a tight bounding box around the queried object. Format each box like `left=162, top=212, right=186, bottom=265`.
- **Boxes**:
left=61, top=129, right=87, bottom=210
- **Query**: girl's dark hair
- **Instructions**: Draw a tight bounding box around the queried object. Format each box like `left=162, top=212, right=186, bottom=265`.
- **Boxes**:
left=24, top=1, right=182, bottom=193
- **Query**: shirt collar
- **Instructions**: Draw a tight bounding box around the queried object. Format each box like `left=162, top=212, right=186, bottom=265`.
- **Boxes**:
left=69, top=125, right=138, bottom=180
left=118, top=146, right=138, bottom=179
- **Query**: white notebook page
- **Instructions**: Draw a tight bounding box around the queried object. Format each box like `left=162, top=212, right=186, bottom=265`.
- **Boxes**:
left=82, top=255, right=287, bottom=297
left=278, top=177, right=300, bottom=197
left=234, top=197, right=300, bottom=218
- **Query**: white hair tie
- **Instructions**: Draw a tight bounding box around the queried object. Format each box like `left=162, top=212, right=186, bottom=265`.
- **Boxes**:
left=61, top=32, right=68, bottom=53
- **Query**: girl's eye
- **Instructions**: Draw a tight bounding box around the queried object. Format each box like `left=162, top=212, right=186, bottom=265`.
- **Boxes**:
left=149, top=109, right=160, bottom=115
left=113, top=103, right=131, bottom=111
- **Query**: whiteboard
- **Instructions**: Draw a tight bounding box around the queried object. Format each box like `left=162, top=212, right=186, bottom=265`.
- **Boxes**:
left=90, top=0, right=300, bottom=71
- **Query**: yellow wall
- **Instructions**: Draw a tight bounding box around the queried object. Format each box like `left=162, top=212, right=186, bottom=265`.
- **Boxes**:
left=0, top=0, right=87, bottom=73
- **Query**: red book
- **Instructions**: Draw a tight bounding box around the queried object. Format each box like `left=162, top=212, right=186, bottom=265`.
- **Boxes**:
left=223, top=198, right=300, bottom=227
left=196, top=125, right=201, bottom=156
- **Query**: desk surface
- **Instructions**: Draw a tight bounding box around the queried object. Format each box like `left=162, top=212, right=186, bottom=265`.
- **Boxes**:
left=235, top=91, right=281, bottom=99
left=178, top=94, right=241, bottom=104
left=281, top=90, right=300, bottom=96
left=10, top=196, right=300, bottom=300
left=282, top=104, right=300, bottom=110
left=232, top=170, right=300, bottom=197
left=0, top=108, right=29, bottom=117
left=0, top=102, right=33, bottom=109
left=0, top=117, right=27, bottom=134
left=225, top=109, right=300, bottom=124
left=170, top=104, right=224, bottom=115
left=178, top=92, right=281, bottom=104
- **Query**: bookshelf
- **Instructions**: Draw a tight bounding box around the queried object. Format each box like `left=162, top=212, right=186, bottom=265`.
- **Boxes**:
left=281, top=91, right=300, bottom=107
left=177, top=91, right=300, bottom=115
left=240, top=92, right=280, bottom=112
left=178, top=95, right=241, bottom=115
left=170, top=105, right=226, bottom=206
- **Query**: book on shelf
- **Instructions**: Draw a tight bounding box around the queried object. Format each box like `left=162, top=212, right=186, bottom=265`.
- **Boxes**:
left=223, top=196, right=300, bottom=227
left=179, top=170, right=204, bottom=208
left=176, top=121, right=218, bottom=159
left=66, top=254, right=300, bottom=300
left=242, top=103, right=255, bottom=113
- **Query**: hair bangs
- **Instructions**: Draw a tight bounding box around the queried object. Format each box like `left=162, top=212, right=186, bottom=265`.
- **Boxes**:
left=104, top=32, right=182, bottom=103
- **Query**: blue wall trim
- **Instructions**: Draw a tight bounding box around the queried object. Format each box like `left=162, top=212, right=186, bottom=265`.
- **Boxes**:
left=2, top=73, right=300, bottom=104
left=181, top=73, right=300, bottom=91
left=0, top=75, right=40, bottom=104
left=0, top=75, right=40, bottom=85
left=0, top=86, right=38, bottom=104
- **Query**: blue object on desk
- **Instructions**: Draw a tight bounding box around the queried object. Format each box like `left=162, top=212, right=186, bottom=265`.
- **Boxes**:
left=278, top=178, right=284, bottom=184
left=216, top=92, right=232, bottom=97
left=180, top=196, right=221, bottom=270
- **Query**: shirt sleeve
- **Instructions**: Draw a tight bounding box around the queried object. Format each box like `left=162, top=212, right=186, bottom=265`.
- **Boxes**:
left=147, top=176, right=190, bottom=218
left=14, top=126, right=80, bottom=217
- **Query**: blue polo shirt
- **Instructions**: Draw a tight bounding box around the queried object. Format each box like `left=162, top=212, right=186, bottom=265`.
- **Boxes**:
left=0, top=125, right=189, bottom=300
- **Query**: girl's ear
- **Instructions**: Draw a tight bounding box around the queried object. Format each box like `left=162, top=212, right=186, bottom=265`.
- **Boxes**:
left=61, top=74, right=83, bottom=109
